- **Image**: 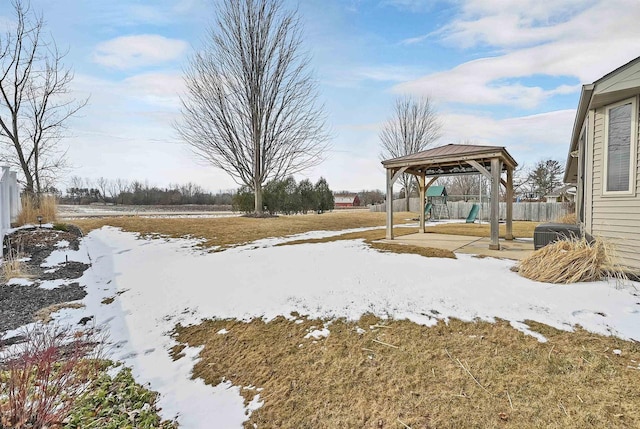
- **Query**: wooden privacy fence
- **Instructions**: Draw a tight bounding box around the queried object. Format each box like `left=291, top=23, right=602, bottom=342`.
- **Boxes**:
left=0, top=166, right=21, bottom=246
left=369, top=198, right=572, bottom=222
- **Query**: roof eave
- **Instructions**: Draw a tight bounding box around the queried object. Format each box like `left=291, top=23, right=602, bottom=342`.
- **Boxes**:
left=564, top=83, right=595, bottom=183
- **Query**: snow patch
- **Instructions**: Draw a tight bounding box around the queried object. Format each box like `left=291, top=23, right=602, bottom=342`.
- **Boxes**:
left=304, top=328, right=330, bottom=339
left=6, top=278, right=34, bottom=286
left=55, top=240, right=70, bottom=248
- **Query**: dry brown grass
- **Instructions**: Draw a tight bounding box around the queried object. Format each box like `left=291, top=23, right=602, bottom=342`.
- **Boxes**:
left=279, top=227, right=455, bottom=259
left=1, top=250, right=30, bottom=282
left=16, top=194, right=57, bottom=226
left=34, top=302, right=85, bottom=323
left=517, top=237, right=626, bottom=284
left=368, top=241, right=455, bottom=259
left=424, top=221, right=538, bottom=239
left=175, top=315, right=640, bottom=429
left=556, top=213, right=578, bottom=224
left=72, top=212, right=417, bottom=250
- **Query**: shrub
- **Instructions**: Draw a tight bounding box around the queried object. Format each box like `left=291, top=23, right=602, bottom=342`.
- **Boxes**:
left=52, top=223, right=69, bottom=232
left=65, top=365, right=177, bottom=429
left=231, top=187, right=255, bottom=213
left=0, top=325, right=104, bottom=428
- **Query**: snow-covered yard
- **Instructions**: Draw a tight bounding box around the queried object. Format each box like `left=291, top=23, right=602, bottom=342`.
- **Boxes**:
left=21, top=226, right=640, bottom=427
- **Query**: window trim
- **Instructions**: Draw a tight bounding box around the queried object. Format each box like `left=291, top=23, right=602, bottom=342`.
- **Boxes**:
left=602, top=96, right=637, bottom=196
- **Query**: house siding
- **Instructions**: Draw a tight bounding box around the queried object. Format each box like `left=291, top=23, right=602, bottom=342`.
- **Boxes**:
left=588, top=95, right=640, bottom=271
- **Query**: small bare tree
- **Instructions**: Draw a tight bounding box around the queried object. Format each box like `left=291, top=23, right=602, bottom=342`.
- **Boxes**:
left=0, top=1, right=87, bottom=199
left=379, top=96, right=441, bottom=211
left=176, top=0, right=328, bottom=214
left=95, top=177, right=110, bottom=204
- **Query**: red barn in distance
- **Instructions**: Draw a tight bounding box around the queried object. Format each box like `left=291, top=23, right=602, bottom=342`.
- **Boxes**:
left=334, top=193, right=360, bottom=208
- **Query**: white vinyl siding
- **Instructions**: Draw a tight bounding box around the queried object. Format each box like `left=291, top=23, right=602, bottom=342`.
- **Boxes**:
left=588, top=96, right=640, bottom=271
left=603, top=97, right=637, bottom=195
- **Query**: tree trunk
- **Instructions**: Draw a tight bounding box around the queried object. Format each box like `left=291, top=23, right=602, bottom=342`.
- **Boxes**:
left=405, top=185, right=410, bottom=212
left=254, top=182, right=263, bottom=214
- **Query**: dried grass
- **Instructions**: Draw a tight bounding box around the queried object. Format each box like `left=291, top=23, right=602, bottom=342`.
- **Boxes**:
left=34, top=303, right=85, bottom=323
left=1, top=246, right=31, bottom=283
left=175, top=316, right=640, bottom=429
left=517, top=237, right=627, bottom=284
left=15, top=194, right=57, bottom=226
left=72, top=212, right=417, bottom=250
left=556, top=213, right=577, bottom=224
left=279, top=228, right=455, bottom=259
left=367, top=241, right=455, bottom=259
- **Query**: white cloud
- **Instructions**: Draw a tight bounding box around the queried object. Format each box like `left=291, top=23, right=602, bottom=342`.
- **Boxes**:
left=394, top=0, right=640, bottom=108
left=123, top=72, right=185, bottom=107
left=438, top=109, right=576, bottom=165
left=438, top=0, right=618, bottom=49
left=354, top=65, right=423, bottom=82
left=93, top=35, right=189, bottom=69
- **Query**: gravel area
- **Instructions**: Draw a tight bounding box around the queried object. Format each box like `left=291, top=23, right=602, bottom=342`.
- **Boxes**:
left=0, top=225, right=90, bottom=333
left=0, top=283, right=86, bottom=332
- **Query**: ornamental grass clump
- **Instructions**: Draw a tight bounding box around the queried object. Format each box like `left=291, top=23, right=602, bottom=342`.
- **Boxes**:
left=15, top=195, right=57, bottom=227
left=517, top=237, right=626, bottom=284
left=1, top=247, right=30, bottom=283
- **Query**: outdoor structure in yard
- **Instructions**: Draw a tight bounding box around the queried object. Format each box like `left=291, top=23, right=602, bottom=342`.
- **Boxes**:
left=334, top=193, right=360, bottom=208
left=382, top=144, right=517, bottom=250
left=426, top=185, right=449, bottom=220
left=0, top=166, right=21, bottom=244
left=564, top=55, right=640, bottom=273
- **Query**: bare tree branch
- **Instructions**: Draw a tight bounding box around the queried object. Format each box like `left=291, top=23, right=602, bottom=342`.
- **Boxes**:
left=379, top=95, right=442, bottom=210
left=0, top=0, right=87, bottom=197
left=175, top=0, right=329, bottom=213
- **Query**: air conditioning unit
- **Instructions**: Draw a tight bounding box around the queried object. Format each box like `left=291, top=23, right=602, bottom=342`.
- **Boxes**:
left=533, top=223, right=582, bottom=250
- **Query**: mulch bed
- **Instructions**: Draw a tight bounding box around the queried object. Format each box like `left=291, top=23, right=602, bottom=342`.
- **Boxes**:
left=0, top=225, right=90, bottom=333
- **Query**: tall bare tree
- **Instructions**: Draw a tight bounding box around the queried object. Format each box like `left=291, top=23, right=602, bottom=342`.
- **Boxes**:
left=176, top=0, right=328, bottom=214
left=0, top=1, right=87, bottom=198
left=379, top=96, right=441, bottom=211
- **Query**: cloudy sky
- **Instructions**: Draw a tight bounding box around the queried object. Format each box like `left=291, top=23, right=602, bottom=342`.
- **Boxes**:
left=1, top=0, right=638, bottom=192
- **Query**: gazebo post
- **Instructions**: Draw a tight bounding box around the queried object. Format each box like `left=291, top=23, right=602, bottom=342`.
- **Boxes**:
left=418, top=173, right=425, bottom=233
left=489, top=158, right=501, bottom=250
left=506, top=166, right=514, bottom=240
left=386, top=168, right=394, bottom=240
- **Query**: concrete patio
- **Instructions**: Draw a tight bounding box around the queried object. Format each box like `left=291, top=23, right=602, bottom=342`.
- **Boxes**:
left=382, top=232, right=535, bottom=260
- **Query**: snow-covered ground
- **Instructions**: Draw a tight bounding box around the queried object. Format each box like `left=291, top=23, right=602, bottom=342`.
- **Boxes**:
left=16, top=226, right=640, bottom=428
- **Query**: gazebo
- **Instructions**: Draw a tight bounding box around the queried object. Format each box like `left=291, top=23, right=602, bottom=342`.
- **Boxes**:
left=381, top=144, right=518, bottom=250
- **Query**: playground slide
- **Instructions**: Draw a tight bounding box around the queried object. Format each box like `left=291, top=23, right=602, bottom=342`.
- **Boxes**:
left=466, top=203, right=479, bottom=223
left=424, top=202, right=433, bottom=219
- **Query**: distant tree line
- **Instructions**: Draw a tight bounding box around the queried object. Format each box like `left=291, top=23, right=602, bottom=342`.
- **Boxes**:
left=61, top=176, right=233, bottom=206
left=233, top=177, right=335, bottom=214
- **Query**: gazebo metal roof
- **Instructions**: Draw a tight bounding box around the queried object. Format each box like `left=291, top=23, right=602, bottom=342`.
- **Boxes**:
left=381, top=144, right=518, bottom=176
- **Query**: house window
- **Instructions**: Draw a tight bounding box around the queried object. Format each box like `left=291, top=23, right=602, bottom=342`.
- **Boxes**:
left=604, top=97, right=637, bottom=194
